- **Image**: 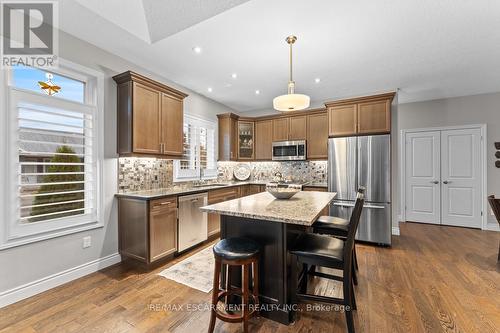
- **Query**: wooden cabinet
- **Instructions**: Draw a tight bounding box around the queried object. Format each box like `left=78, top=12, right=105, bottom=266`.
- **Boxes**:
left=160, top=93, right=184, bottom=155
left=113, top=71, right=188, bottom=157
left=307, top=113, right=328, bottom=159
left=255, top=120, right=273, bottom=160
left=328, top=104, right=357, bottom=137
left=326, top=92, right=395, bottom=137
left=240, top=184, right=265, bottom=197
left=273, top=118, right=289, bottom=141
left=289, top=116, right=307, bottom=140
left=150, top=197, right=178, bottom=261
left=357, top=99, right=391, bottom=134
left=302, top=186, right=329, bottom=215
left=118, top=196, right=178, bottom=265
left=238, top=121, right=255, bottom=160
left=217, top=113, right=238, bottom=161
left=207, top=187, right=240, bottom=237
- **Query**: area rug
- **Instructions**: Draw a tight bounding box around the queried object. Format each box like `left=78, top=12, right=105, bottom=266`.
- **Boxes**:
left=158, top=245, right=214, bottom=293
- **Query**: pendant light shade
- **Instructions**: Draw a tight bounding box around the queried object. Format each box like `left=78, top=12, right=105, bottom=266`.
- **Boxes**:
left=273, top=35, right=310, bottom=112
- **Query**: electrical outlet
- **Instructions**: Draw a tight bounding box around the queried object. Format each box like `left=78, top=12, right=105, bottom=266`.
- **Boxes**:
left=82, top=236, right=91, bottom=248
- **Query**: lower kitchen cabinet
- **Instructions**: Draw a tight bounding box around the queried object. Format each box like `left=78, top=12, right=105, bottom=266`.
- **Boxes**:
left=118, top=196, right=178, bottom=265
left=240, top=184, right=265, bottom=197
left=207, top=186, right=241, bottom=237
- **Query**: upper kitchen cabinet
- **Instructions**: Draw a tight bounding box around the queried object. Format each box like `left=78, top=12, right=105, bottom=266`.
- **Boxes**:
left=113, top=71, right=188, bottom=156
left=307, top=112, right=328, bottom=159
left=289, top=116, right=307, bottom=140
left=326, top=92, right=395, bottom=137
left=273, top=118, right=289, bottom=141
left=255, top=120, right=273, bottom=160
left=217, top=113, right=238, bottom=161
left=238, top=121, right=255, bottom=160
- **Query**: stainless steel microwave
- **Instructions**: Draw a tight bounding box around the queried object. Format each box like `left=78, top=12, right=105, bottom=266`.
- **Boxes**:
left=272, top=140, right=306, bottom=161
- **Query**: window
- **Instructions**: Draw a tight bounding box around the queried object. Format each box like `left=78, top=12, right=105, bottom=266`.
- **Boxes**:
left=174, top=115, right=217, bottom=181
left=1, top=60, right=103, bottom=247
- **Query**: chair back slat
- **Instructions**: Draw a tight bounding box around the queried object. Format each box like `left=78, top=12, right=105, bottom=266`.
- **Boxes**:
left=487, top=195, right=500, bottom=225
left=344, top=187, right=365, bottom=262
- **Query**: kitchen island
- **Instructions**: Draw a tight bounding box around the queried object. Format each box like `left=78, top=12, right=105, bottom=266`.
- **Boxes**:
left=200, top=190, right=336, bottom=324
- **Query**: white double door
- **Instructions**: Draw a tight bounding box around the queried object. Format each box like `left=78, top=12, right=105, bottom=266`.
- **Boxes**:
left=405, top=128, right=482, bottom=228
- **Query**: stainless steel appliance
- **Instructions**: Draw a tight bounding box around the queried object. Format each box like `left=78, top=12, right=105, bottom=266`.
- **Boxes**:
left=328, top=134, right=391, bottom=245
left=272, top=140, right=306, bottom=161
left=178, top=192, right=208, bottom=252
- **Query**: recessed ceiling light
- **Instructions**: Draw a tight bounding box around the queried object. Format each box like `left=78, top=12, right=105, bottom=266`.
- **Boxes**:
left=207, top=87, right=213, bottom=92
left=231, top=73, right=237, bottom=79
left=193, top=46, right=202, bottom=54
left=255, top=90, right=260, bottom=95
left=315, top=78, right=321, bottom=83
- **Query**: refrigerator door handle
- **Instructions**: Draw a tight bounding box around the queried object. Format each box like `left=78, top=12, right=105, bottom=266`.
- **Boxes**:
left=364, top=204, right=386, bottom=209
left=333, top=202, right=355, bottom=207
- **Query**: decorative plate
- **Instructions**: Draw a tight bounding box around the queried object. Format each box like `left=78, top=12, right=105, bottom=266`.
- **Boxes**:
left=233, top=163, right=251, bottom=181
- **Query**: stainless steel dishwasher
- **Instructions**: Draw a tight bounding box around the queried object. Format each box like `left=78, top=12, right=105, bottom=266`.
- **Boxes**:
left=178, top=192, right=208, bottom=252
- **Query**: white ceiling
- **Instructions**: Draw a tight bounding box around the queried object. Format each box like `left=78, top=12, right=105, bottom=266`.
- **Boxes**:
left=60, top=0, right=500, bottom=112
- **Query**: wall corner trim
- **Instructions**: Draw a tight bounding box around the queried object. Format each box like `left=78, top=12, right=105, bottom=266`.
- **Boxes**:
left=392, top=226, right=401, bottom=236
left=0, top=253, right=121, bottom=308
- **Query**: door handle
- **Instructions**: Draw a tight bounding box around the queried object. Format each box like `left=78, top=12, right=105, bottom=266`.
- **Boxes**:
left=364, top=205, right=386, bottom=209
left=430, top=181, right=439, bottom=184
left=443, top=181, right=450, bottom=184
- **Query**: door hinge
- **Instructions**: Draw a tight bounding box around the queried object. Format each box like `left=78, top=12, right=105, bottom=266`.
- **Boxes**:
left=481, top=211, right=483, bottom=216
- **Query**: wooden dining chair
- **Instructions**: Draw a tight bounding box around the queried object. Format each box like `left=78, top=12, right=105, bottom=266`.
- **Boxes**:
left=487, top=195, right=500, bottom=261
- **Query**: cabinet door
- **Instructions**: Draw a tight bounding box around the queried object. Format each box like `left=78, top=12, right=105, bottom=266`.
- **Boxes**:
left=273, top=118, right=289, bottom=141
left=149, top=199, right=177, bottom=262
left=255, top=120, right=273, bottom=160
left=357, top=100, right=391, bottom=134
left=133, top=83, right=161, bottom=154
left=307, top=113, right=328, bottom=159
left=328, top=104, right=357, bottom=137
left=289, top=116, right=307, bottom=140
left=207, top=187, right=240, bottom=236
left=161, top=93, right=183, bottom=156
left=218, top=116, right=238, bottom=161
left=238, top=121, right=255, bottom=160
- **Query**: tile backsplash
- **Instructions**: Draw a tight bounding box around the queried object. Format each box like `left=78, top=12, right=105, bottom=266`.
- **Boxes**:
left=118, top=157, right=327, bottom=193
left=217, top=161, right=327, bottom=183
left=118, top=157, right=173, bottom=192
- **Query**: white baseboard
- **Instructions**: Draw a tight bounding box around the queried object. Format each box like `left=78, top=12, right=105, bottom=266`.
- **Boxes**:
left=0, top=253, right=121, bottom=308
left=486, top=222, right=500, bottom=232
left=392, top=226, right=400, bottom=236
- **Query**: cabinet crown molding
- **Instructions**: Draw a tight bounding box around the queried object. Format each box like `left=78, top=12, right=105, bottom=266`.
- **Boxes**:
left=324, top=91, right=396, bottom=108
left=113, top=71, right=188, bottom=100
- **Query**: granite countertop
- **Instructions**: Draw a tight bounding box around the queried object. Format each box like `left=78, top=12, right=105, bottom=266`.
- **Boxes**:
left=115, top=181, right=269, bottom=200
left=115, top=180, right=327, bottom=200
left=200, top=191, right=336, bottom=226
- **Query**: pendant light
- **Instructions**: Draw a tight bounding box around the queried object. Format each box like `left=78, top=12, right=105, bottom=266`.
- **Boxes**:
left=273, top=35, right=310, bottom=112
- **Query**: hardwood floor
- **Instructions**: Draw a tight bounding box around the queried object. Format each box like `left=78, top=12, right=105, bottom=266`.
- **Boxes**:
left=0, top=222, right=499, bottom=332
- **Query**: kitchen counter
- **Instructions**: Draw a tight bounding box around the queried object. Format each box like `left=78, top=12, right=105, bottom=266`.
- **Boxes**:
left=200, top=191, right=336, bottom=226
left=115, top=180, right=327, bottom=200
left=115, top=181, right=269, bottom=200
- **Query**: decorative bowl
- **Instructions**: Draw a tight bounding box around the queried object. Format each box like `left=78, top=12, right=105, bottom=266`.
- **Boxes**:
left=266, top=183, right=301, bottom=199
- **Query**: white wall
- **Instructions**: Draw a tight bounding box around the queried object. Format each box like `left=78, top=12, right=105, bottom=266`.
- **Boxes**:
left=396, top=91, right=500, bottom=230
left=0, top=30, right=235, bottom=304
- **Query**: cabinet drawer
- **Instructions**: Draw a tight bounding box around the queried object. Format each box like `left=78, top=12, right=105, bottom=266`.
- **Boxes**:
left=151, top=197, right=177, bottom=210
left=208, top=187, right=240, bottom=203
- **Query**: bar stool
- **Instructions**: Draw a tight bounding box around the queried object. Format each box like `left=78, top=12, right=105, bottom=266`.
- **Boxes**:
left=208, top=237, right=260, bottom=333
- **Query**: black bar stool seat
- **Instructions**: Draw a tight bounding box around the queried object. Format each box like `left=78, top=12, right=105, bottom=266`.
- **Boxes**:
left=313, top=216, right=350, bottom=237
left=213, top=237, right=260, bottom=261
left=291, top=233, right=344, bottom=266
left=209, top=237, right=260, bottom=333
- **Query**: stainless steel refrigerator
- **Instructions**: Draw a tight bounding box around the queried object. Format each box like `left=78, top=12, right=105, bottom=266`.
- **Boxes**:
left=328, top=134, right=391, bottom=245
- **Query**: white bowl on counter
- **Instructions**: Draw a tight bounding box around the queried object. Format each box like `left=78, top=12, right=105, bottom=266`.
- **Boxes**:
left=266, top=183, right=301, bottom=199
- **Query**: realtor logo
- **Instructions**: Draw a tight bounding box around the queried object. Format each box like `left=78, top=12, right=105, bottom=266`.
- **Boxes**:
left=1, top=1, right=58, bottom=68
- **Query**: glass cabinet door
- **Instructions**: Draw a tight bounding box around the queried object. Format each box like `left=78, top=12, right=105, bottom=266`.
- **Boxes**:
left=238, top=121, right=254, bottom=160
